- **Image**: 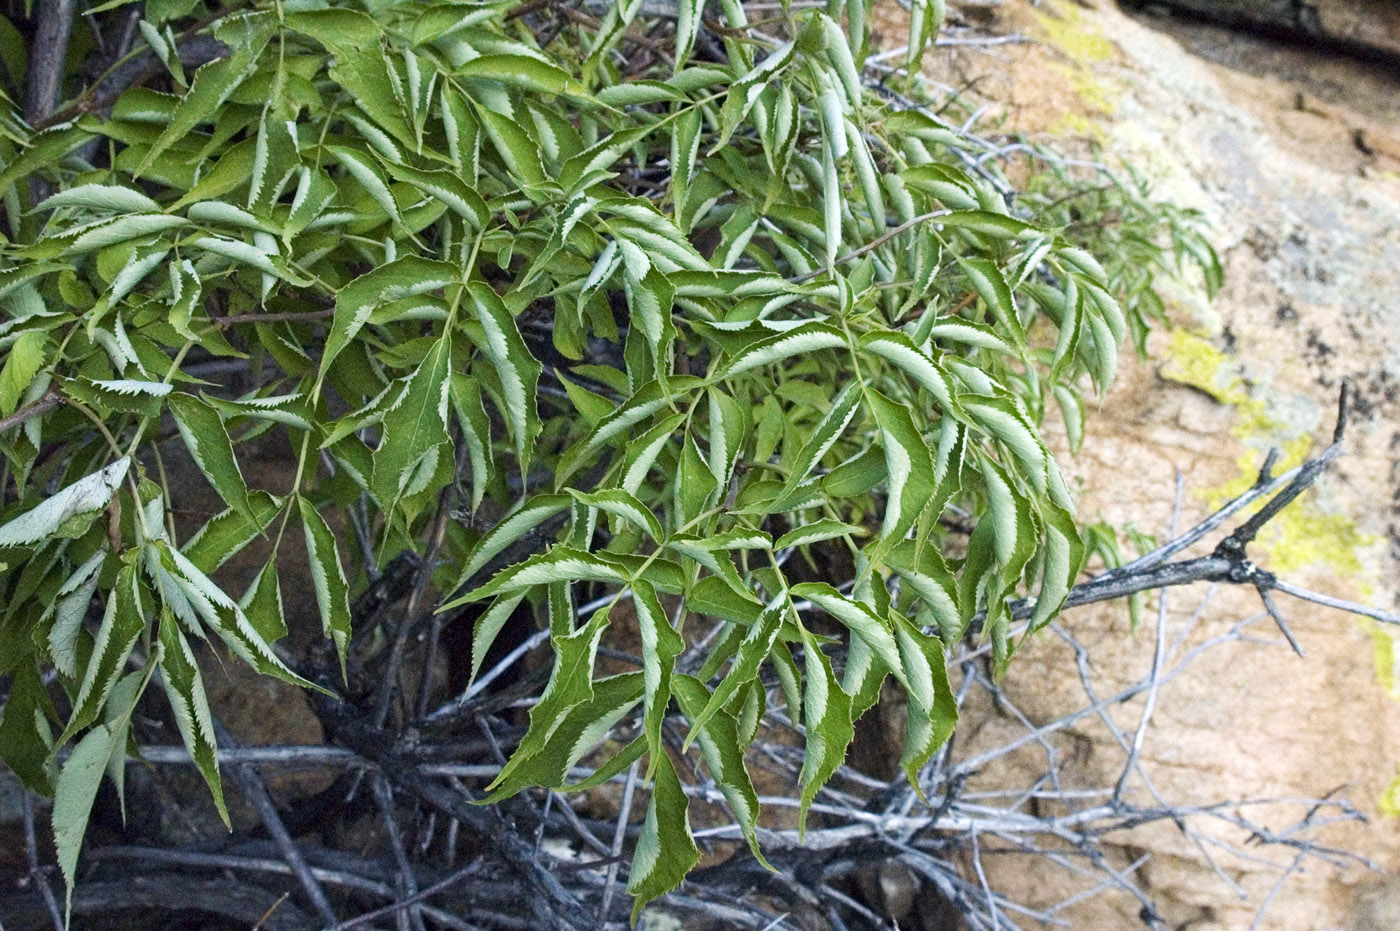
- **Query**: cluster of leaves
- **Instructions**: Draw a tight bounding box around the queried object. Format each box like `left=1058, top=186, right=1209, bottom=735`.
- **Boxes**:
left=0, top=0, right=1217, bottom=916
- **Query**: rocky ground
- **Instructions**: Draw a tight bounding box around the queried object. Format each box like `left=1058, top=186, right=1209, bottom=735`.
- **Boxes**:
left=904, top=1, right=1400, bottom=927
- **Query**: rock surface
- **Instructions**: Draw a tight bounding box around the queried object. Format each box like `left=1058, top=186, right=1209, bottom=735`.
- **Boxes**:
left=885, top=0, right=1400, bottom=927
left=1121, top=0, right=1400, bottom=59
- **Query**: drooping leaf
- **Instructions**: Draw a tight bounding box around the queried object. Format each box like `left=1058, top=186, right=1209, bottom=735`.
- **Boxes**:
left=157, top=608, right=229, bottom=824
left=0, top=458, right=130, bottom=549
left=168, top=393, right=256, bottom=523
left=468, top=281, right=542, bottom=476
left=298, top=496, right=353, bottom=676
left=627, top=750, right=700, bottom=921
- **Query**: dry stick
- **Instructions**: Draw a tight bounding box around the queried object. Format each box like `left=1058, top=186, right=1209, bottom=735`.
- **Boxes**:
left=88, top=847, right=478, bottom=931
left=32, top=1, right=247, bottom=131
left=212, top=306, right=336, bottom=328
left=598, top=758, right=641, bottom=925
left=25, top=0, right=77, bottom=123
left=251, top=892, right=291, bottom=931
left=322, top=863, right=482, bottom=931
left=374, top=478, right=455, bottom=729
left=328, top=716, right=586, bottom=930
left=0, top=388, right=65, bottom=436
left=214, top=722, right=339, bottom=926
left=133, top=744, right=363, bottom=767
left=372, top=776, right=427, bottom=931
left=416, top=438, right=473, bottom=720
left=22, top=791, right=63, bottom=931
left=1114, top=471, right=1184, bottom=800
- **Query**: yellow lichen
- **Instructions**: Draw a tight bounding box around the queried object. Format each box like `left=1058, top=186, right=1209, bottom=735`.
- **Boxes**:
left=1159, top=328, right=1376, bottom=582
left=1033, top=1, right=1116, bottom=64
left=1380, top=772, right=1400, bottom=818
left=1031, top=1, right=1122, bottom=121
left=1367, top=620, right=1400, bottom=699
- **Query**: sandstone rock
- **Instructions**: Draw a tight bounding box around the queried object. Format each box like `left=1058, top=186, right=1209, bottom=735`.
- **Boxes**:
left=1122, top=0, right=1400, bottom=60
left=874, top=0, right=1400, bottom=926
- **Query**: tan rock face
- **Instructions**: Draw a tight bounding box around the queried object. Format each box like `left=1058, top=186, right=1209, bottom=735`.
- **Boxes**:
left=1119, top=0, right=1400, bottom=60
left=882, top=0, right=1400, bottom=927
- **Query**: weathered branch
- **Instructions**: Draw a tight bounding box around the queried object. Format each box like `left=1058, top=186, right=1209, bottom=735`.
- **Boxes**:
left=0, top=388, right=64, bottom=437
left=24, top=0, right=78, bottom=125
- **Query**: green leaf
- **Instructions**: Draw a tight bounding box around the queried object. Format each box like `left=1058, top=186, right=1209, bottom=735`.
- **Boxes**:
left=40, top=184, right=161, bottom=214
left=382, top=161, right=489, bottom=229
left=452, top=546, right=632, bottom=606
left=107, top=243, right=170, bottom=305
left=474, top=106, right=548, bottom=190
left=923, top=317, right=1018, bottom=358
left=283, top=167, right=338, bottom=243
left=322, top=256, right=458, bottom=377
left=156, top=542, right=324, bottom=692
left=168, top=393, right=256, bottom=523
left=938, top=209, right=1041, bottom=240
left=632, top=580, right=684, bottom=772
left=240, top=558, right=287, bottom=645
left=772, top=380, right=860, bottom=499
left=157, top=608, right=229, bottom=825
left=54, top=723, right=115, bottom=917
left=978, top=456, right=1037, bottom=580
left=627, top=750, right=700, bottom=921
left=556, top=377, right=703, bottom=487
left=774, top=519, right=865, bottom=551
left=963, top=395, right=1048, bottom=494
left=371, top=335, right=452, bottom=513
left=448, top=373, right=494, bottom=514
left=891, top=613, right=957, bottom=790
left=0, top=458, right=130, bottom=548
left=1053, top=383, right=1085, bottom=454
left=671, top=676, right=764, bottom=867
left=797, top=627, right=854, bottom=835
left=468, top=281, right=542, bottom=476
left=859, top=330, right=958, bottom=412
left=569, top=488, right=664, bottom=542
left=484, top=672, right=644, bottom=800
left=299, top=496, right=353, bottom=676
left=57, top=562, right=146, bottom=747
left=488, top=604, right=611, bottom=790
left=47, top=551, right=106, bottom=679
left=138, top=14, right=274, bottom=174
left=958, top=256, right=1025, bottom=348
left=65, top=214, right=187, bottom=254
left=866, top=388, right=936, bottom=548
left=458, top=55, right=593, bottom=101
left=187, top=234, right=287, bottom=280
left=0, top=328, right=46, bottom=416
left=621, top=412, right=686, bottom=495
left=446, top=494, right=570, bottom=597
left=821, top=445, right=886, bottom=497
left=790, top=582, right=910, bottom=693
left=713, top=321, right=847, bottom=381
left=181, top=491, right=281, bottom=574
left=683, top=598, right=784, bottom=747
left=0, top=660, right=56, bottom=793
left=1029, top=503, right=1085, bottom=633
left=325, top=143, right=403, bottom=225
left=466, top=593, right=528, bottom=686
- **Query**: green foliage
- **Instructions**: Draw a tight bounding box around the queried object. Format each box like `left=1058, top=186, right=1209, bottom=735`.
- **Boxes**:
left=0, top=0, right=1216, bottom=916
